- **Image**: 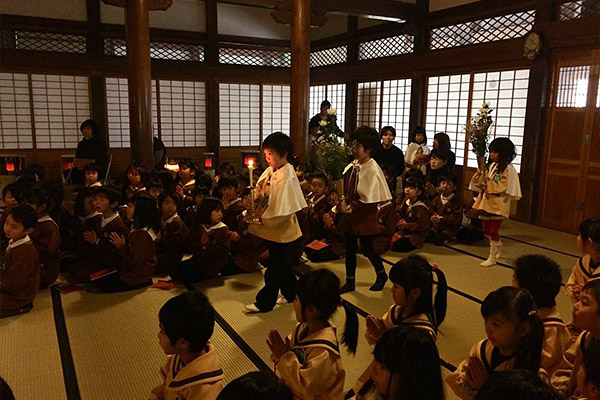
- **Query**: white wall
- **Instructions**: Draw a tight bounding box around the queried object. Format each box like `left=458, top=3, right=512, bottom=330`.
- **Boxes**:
left=218, top=4, right=290, bottom=40
left=0, top=0, right=87, bottom=21
left=101, top=0, right=206, bottom=32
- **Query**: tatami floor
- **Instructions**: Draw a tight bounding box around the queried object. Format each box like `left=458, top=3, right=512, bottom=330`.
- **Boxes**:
left=0, top=220, right=580, bottom=400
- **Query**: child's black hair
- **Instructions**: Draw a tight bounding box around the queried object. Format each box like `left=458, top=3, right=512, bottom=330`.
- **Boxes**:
left=178, top=158, right=198, bottom=173
left=196, top=173, right=214, bottom=190
left=130, top=193, right=160, bottom=232
left=238, top=173, right=250, bottom=187
left=320, top=100, right=331, bottom=109
left=584, top=339, right=600, bottom=390
left=83, top=163, right=101, bottom=174
left=514, top=255, right=562, bottom=309
left=350, top=126, right=380, bottom=153
left=380, top=163, right=397, bottom=179
left=438, top=173, right=458, bottom=187
left=159, top=192, right=182, bottom=213
left=404, top=168, right=425, bottom=183
left=216, top=371, right=294, bottom=400
left=74, top=187, right=98, bottom=218
left=403, top=178, right=428, bottom=203
left=412, top=126, right=427, bottom=144
left=579, top=217, right=600, bottom=245
left=0, top=377, right=16, bottom=400
left=295, top=268, right=358, bottom=354
left=217, top=162, right=235, bottom=176
left=22, top=183, right=63, bottom=219
left=6, top=204, right=38, bottom=230
left=488, top=137, right=517, bottom=174
left=434, top=132, right=452, bottom=152
left=25, top=164, right=46, bottom=181
left=380, top=125, right=396, bottom=138
left=191, top=185, right=211, bottom=199
left=474, top=369, right=562, bottom=400
left=15, top=169, right=39, bottom=183
left=240, top=187, right=252, bottom=198
left=147, top=179, right=164, bottom=191
left=95, top=186, right=122, bottom=207
left=296, top=162, right=313, bottom=177
left=389, top=255, right=447, bottom=330
left=262, top=132, right=293, bottom=159
left=429, top=148, right=448, bottom=162
left=481, top=287, right=544, bottom=372
left=80, top=119, right=99, bottom=136
left=2, top=180, right=30, bottom=204
left=126, top=163, right=150, bottom=187
left=194, top=197, right=223, bottom=225
left=373, top=326, right=444, bottom=400
left=310, top=172, right=329, bottom=186
left=218, top=174, right=238, bottom=189
left=158, top=291, right=215, bottom=353
left=582, top=280, right=600, bottom=310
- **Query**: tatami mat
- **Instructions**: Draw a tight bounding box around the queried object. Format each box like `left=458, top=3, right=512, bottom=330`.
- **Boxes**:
left=0, top=290, right=67, bottom=400
left=502, top=220, right=579, bottom=256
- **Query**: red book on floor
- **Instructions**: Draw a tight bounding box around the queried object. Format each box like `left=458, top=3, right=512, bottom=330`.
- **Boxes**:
left=89, top=268, right=118, bottom=281
left=151, top=280, right=177, bottom=290
left=306, top=240, right=328, bottom=251
left=56, top=283, right=83, bottom=294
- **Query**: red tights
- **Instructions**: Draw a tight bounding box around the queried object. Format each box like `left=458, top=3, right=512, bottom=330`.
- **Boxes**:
left=482, top=219, right=503, bottom=242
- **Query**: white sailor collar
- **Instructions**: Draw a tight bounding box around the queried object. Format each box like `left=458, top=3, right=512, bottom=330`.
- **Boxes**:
left=291, top=323, right=341, bottom=357
left=82, top=211, right=101, bottom=222
left=7, top=235, right=32, bottom=250
left=101, top=212, right=120, bottom=227
left=167, top=343, right=224, bottom=390
left=163, top=213, right=179, bottom=225
left=203, top=221, right=227, bottom=233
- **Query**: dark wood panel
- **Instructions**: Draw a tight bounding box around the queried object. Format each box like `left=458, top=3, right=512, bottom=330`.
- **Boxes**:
left=548, top=111, right=585, bottom=160
left=541, top=173, right=579, bottom=231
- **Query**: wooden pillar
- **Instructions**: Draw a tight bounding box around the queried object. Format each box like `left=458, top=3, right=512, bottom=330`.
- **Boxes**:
left=125, top=0, right=154, bottom=169
left=345, top=17, right=358, bottom=134
left=87, top=0, right=108, bottom=145
left=290, top=0, right=311, bottom=161
left=408, top=0, right=429, bottom=140
left=205, top=0, right=220, bottom=166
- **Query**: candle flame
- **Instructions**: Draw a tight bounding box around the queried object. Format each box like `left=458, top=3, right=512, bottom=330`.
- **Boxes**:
left=248, top=159, right=254, bottom=168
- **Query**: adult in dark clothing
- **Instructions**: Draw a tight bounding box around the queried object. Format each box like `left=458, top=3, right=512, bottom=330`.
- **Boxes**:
left=70, top=119, right=107, bottom=184
left=433, top=132, right=456, bottom=169
left=371, top=126, right=405, bottom=178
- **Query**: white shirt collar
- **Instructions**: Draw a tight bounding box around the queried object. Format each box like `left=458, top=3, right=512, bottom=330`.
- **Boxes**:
left=101, top=212, right=120, bottom=227
left=182, top=179, right=195, bottom=188
left=8, top=235, right=31, bottom=250
left=203, top=221, right=226, bottom=233
left=378, top=200, right=393, bottom=210
left=141, top=227, right=158, bottom=241
left=82, top=211, right=101, bottom=222
left=440, top=193, right=455, bottom=205
left=310, top=194, right=326, bottom=206
left=163, top=213, right=179, bottom=225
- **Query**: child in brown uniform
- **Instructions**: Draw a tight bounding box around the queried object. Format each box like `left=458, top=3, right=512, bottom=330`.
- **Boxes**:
left=95, top=193, right=158, bottom=292
left=372, top=199, right=398, bottom=255
left=1, top=205, right=39, bottom=318
left=24, top=186, right=61, bottom=288
left=392, top=178, right=430, bottom=252
left=340, top=126, right=393, bottom=293
left=302, top=173, right=330, bottom=244
left=175, top=158, right=198, bottom=215
left=174, top=198, right=230, bottom=285
left=156, top=193, right=188, bottom=276
left=1, top=182, right=26, bottom=255
left=565, top=217, right=600, bottom=303
left=151, top=291, right=224, bottom=400
left=429, top=173, right=463, bottom=246
left=220, top=174, right=244, bottom=233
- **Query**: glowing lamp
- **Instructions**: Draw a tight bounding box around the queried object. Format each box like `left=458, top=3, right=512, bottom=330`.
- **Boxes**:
left=5, top=162, right=14, bottom=172
left=204, top=158, right=213, bottom=168
left=244, top=156, right=257, bottom=167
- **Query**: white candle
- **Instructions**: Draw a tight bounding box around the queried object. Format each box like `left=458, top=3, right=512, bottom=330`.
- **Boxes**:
left=248, top=159, right=254, bottom=187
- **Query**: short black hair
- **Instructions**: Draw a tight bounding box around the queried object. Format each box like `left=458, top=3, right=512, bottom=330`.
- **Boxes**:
left=178, top=158, right=198, bottom=173
left=438, top=173, right=458, bottom=187
left=2, top=180, right=30, bottom=203
left=584, top=339, right=600, bottom=390
left=238, top=173, right=250, bottom=187
left=159, top=192, right=182, bottom=213
left=475, top=370, right=562, bottom=400
left=194, top=197, right=223, bottom=225
left=158, top=292, right=215, bottom=353
left=320, top=100, right=331, bottom=109
left=262, top=132, right=293, bottom=159
left=310, top=172, right=328, bottom=186
left=351, top=126, right=380, bottom=153
left=130, top=193, right=160, bottom=232
left=216, top=371, right=293, bottom=400
left=196, top=173, right=214, bottom=189
left=95, top=186, right=122, bottom=206
left=83, top=163, right=101, bottom=173
left=191, top=185, right=211, bottom=198
left=218, top=174, right=238, bottom=189
left=583, top=280, right=600, bottom=311
left=413, top=126, right=427, bottom=144
left=147, top=179, right=164, bottom=191
left=80, top=119, right=98, bottom=136
left=380, top=126, right=396, bottom=138
left=74, top=187, right=98, bottom=218
left=7, top=204, right=38, bottom=230
left=579, top=217, right=600, bottom=245
left=0, top=377, right=16, bottom=400
left=404, top=177, right=424, bottom=192
left=25, top=164, right=46, bottom=181
left=514, top=255, right=562, bottom=308
left=430, top=148, right=448, bottom=162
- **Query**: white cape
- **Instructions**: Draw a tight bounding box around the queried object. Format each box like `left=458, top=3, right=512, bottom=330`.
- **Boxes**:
left=257, top=163, right=307, bottom=219
left=343, top=158, right=392, bottom=204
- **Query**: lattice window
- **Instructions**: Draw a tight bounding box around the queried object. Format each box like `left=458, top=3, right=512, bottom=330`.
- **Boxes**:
left=103, top=38, right=204, bottom=61
left=105, top=77, right=159, bottom=148
left=309, top=85, right=346, bottom=130
left=430, top=10, right=535, bottom=50
left=381, top=79, right=412, bottom=148
left=358, top=35, right=414, bottom=60
left=310, top=46, right=347, bottom=68
left=31, top=74, right=90, bottom=149
left=556, top=66, right=591, bottom=108
left=559, top=0, right=600, bottom=20
left=219, top=83, right=261, bottom=147
left=425, top=74, right=471, bottom=166
left=0, top=73, right=33, bottom=150
left=159, top=80, right=206, bottom=147
left=357, top=81, right=382, bottom=129
left=469, top=69, right=530, bottom=172
left=13, top=31, right=86, bottom=53
left=262, top=85, right=291, bottom=136
left=309, top=85, right=327, bottom=118
left=219, top=48, right=291, bottom=67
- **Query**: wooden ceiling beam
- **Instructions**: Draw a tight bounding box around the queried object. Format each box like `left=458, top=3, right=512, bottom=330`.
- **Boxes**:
left=326, top=0, right=416, bottom=21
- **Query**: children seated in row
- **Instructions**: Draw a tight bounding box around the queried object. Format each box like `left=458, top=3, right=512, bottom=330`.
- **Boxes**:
left=404, top=126, right=430, bottom=174
left=83, top=163, right=102, bottom=188
left=566, top=216, right=600, bottom=303
left=155, top=193, right=189, bottom=276
left=429, top=173, right=463, bottom=246
left=151, top=291, right=224, bottom=400
left=1, top=205, right=40, bottom=318
left=392, top=178, right=430, bottom=253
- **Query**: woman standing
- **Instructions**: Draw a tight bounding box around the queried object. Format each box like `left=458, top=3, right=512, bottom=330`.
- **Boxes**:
left=71, top=119, right=107, bottom=184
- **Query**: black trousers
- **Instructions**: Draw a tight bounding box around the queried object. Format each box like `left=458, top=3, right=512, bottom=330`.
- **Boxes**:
left=305, top=245, right=339, bottom=263
left=391, top=237, right=418, bottom=252
left=94, top=273, right=152, bottom=293
left=345, top=233, right=385, bottom=279
left=255, top=240, right=296, bottom=311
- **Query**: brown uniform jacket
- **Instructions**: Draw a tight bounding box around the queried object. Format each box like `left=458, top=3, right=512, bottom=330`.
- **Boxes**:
left=344, top=167, right=379, bottom=236
left=275, top=323, right=345, bottom=400
left=119, top=229, right=157, bottom=286
left=231, top=214, right=267, bottom=272
left=302, top=194, right=330, bottom=243
left=397, top=199, right=431, bottom=247
left=157, top=214, right=189, bottom=273
left=430, top=193, right=463, bottom=238
left=0, top=236, right=39, bottom=318
left=30, top=217, right=61, bottom=287
left=373, top=201, right=398, bottom=255
left=149, top=342, right=224, bottom=400
left=0, top=211, right=9, bottom=255
left=186, top=223, right=230, bottom=279
left=222, top=198, right=245, bottom=233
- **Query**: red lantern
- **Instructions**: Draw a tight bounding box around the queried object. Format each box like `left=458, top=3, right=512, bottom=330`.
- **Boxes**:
left=5, top=162, right=15, bottom=172
left=204, top=158, right=213, bottom=168
left=244, top=156, right=257, bottom=167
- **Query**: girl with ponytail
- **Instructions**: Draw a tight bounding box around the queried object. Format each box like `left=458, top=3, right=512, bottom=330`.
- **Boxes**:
left=266, top=268, right=358, bottom=400
left=447, top=287, right=544, bottom=400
